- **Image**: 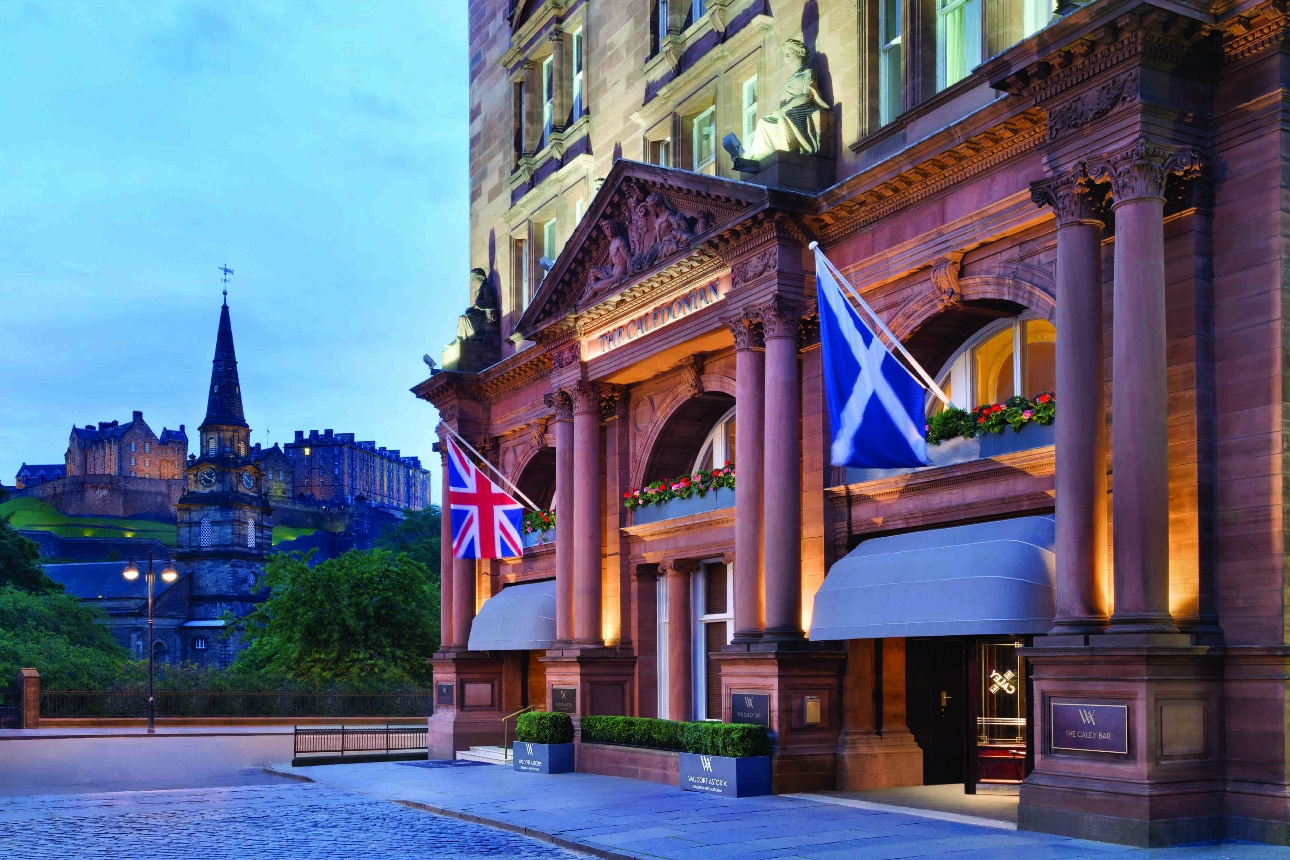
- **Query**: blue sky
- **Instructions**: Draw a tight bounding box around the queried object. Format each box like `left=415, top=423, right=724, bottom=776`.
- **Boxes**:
left=0, top=2, right=466, bottom=492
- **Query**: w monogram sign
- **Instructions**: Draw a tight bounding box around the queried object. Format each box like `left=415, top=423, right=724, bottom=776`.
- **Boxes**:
left=1051, top=702, right=1129, bottom=754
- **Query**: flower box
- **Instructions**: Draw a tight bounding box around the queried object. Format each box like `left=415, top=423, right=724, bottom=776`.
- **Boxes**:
left=512, top=740, right=574, bottom=774
left=678, top=752, right=771, bottom=797
left=522, top=528, right=554, bottom=549
left=632, top=487, right=733, bottom=526
left=847, top=419, right=1055, bottom=484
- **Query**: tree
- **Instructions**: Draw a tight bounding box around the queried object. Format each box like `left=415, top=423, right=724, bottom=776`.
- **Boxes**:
left=234, top=549, right=439, bottom=687
left=0, top=586, right=134, bottom=688
left=0, top=513, right=62, bottom=593
left=375, top=505, right=441, bottom=579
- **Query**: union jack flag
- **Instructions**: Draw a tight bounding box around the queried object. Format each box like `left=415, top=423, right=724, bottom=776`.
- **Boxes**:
left=446, top=436, right=524, bottom=559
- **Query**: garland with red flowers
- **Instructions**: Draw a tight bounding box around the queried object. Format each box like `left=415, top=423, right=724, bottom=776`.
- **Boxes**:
left=925, top=391, right=1055, bottom=445
left=623, top=464, right=735, bottom=512
left=522, top=509, right=556, bottom=536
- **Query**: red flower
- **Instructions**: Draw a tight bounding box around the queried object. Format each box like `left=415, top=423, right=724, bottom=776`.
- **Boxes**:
left=1037, top=394, right=1050, bottom=404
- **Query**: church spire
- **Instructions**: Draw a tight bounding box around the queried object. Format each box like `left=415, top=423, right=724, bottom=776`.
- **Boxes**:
left=202, top=300, right=249, bottom=429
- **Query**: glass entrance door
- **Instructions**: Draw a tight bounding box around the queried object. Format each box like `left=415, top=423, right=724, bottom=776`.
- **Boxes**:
left=973, top=640, right=1028, bottom=786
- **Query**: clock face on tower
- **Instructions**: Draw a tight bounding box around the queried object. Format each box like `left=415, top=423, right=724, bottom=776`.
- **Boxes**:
left=199, top=468, right=217, bottom=488
left=242, top=471, right=255, bottom=490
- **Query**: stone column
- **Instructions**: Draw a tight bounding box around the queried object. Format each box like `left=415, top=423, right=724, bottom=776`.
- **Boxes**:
left=571, top=381, right=603, bottom=645
left=729, top=314, right=765, bottom=642
left=438, top=439, right=455, bottom=649
left=1030, top=167, right=1109, bottom=633
left=453, top=556, right=477, bottom=649
left=759, top=299, right=805, bottom=642
left=1088, top=139, right=1200, bottom=634
left=546, top=391, right=575, bottom=643
left=549, top=30, right=566, bottom=133
left=665, top=560, right=697, bottom=721
left=521, top=60, right=539, bottom=157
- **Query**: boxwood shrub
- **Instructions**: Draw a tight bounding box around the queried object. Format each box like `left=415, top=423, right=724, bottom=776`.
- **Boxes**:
left=580, top=715, right=769, bottom=758
left=515, top=710, right=574, bottom=745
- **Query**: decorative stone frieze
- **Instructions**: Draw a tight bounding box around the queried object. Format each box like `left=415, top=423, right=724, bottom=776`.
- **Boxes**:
left=733, top=248, right=778, bottom=288
left=1045, top=68, right=1139, bottom=141
left=1030, top=165, right=1109, bottom=226
left=551, top=341, right=582, bottom=370
left=1222, top=0, right=1290, bottom=65
left=1086, top=138, right=1202, bottom=203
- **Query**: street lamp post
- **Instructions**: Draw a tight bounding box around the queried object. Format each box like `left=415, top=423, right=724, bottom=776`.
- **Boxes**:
left=122, top=553, right=178, bottom=733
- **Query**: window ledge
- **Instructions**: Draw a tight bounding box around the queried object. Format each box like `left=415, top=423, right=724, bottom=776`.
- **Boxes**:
left=509, top=115, right=591, bottom=190
left=850, top=73, right=986, bottom=155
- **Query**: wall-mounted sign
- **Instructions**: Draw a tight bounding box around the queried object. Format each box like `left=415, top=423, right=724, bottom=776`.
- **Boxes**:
left=436, top=682, right=454, bottom=707
left=589, top=280, right=722, bottom=357
left=730, top=692, right=770, bottom=727
left=552, top=687, right=577, bottom=714
left=1051, top=702, right=1129, bottom=754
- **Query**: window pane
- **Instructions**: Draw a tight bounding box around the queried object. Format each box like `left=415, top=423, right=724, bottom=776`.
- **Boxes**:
left=1024, top=319, right=1056, bottom=397
left=973, top=325, right=1015, bottom=404
left=725, top=417, right=736, bottom=468
left=706, top=563, right=728, bottom=614
left=742, top=76, right=758, bottom=142
left=880, top=0, right=902, bottom=125
left=705, top=621, right=726, bottom=719
left=693, top=108, right=715, bottom=170
left=1023, top=0, right=1054, bottom=37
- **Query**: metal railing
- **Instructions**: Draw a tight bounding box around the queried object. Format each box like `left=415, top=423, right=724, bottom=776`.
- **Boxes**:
left=501, top=705, right=535, bottom=761
left=41, top=690, right=434, bottom=720
left=0, top=690, right=19, bottom=729
left=293, top=723, right=428, bottom=758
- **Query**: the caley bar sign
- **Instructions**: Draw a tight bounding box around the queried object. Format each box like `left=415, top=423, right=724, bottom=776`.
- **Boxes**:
left=1051, top=702, right=1129, bottom=754
left=590, top=280, right=722, bottom=357
left=730, top=692, right=770, bottom=727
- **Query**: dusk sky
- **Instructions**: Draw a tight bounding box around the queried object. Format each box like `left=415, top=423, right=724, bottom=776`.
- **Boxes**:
left=0, top=2, right=466, bottom=491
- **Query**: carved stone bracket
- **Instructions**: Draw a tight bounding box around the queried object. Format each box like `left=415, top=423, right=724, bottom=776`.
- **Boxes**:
left=758, top=298, right=806, bottom=340
left=676, top=355, right=705, bottom=398
left=1030, top=164, right=1109, bottom=227
left=1086, top=138, right=1202, bottom=204
left=543, top=389, right=574, bottom=421
left=930, top=252, right=966, bottom=310
left=527, top=417, right=550, bottom=447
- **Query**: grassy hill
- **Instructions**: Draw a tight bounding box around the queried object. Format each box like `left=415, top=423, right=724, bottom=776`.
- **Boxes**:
left=1, top=497, right=316, bottom=548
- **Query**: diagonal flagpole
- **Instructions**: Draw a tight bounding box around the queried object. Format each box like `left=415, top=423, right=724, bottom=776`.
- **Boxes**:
left=441, top=424, right=542, bottom=511
left=810, top=242, right=951, bottom=406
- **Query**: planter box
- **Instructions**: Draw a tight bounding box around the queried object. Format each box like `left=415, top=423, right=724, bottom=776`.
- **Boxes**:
left=576, top=741, right=678, bottom=785
left=513, top=741, right=574, bottom=774
left=678, top=753, right=771, bottom=797
left=846, top=420, right=1055, bottom=484
left=631, top=487, right=733, bottom=526
left=522, top=529, right=554, bottom=549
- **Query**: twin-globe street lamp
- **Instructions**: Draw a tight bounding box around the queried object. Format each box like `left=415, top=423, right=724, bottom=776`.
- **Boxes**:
left=122, top=553, right=178, bottom=732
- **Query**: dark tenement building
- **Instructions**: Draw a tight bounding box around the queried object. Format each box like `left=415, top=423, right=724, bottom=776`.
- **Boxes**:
left=282, top=429, right=430, bottom=510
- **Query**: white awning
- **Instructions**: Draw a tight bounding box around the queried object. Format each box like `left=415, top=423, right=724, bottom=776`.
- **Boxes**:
left=809, top=515, right=1056, bottom=641
left=467, top=579, right=557, bottom=651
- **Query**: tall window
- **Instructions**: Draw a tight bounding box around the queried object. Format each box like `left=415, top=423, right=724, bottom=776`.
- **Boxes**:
left=571, top=28, right=584, bottom=120
left=692, top=106, right=716, bottom=174
left=693, top=407, right=735, bottom=473
left=696, top=562, right=732, bottom=721
left=209, top=437, right=217, bottom=455
left=649, top=138, right=672, bottom=167
left=879, top=0, right=903, bottom=125
left=741, top=76, right=759, bottom=143
left=574, top=197, right=585, bottom=223
left=656, top=0, right=670, bottom=53
left=1022, top=0, right=1054, bottom=37
left=691, top=0, right=707, bottom=22
left=514, top=238, right=530, bottom=309
left=543, top=219, right=558, bottom=267
left=247, top=518, right=256, bottom=548
left=937, top=0, right=982, bottom=91
left=131, top=441, right=136, bottom=452
left=541, top=55, right=554, bottom=146
left=144, top=443, right=150, bottom=453
left=200, top=517, right=213, bottom=547
left=931, top=316, right=1056, bottom=413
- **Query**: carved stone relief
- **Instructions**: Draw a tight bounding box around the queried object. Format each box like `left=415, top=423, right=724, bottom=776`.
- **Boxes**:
left=1045, top=69, right=1139, bottom=142
left=733, top=248, right=777, bottom=288
left=930, top=252, right=965, bottom=310
left=676, top=355, right=705, bottom=399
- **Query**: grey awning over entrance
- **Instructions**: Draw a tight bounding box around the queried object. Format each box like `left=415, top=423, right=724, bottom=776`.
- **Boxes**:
left=809, top=515, right=1055, bottom=641
left=467, top=579, right=557, bottom=651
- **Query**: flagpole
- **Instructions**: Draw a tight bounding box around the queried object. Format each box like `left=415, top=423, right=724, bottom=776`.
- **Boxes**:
left=442, top=424, right=543, bottom=511
left=810, top=243, right=951, bottom=406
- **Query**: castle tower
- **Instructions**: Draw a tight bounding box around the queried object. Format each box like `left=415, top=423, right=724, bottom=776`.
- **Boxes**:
left=175, top=295, right=273, bottom=666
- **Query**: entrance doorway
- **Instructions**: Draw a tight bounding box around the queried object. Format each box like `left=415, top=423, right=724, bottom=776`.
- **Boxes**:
left=905, top=638, right=968, bottom=785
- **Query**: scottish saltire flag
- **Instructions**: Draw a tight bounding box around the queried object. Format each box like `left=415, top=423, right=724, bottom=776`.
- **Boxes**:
left=446, top=436, right=524, bottom=559
left=816, top=248, right=932, bottom=468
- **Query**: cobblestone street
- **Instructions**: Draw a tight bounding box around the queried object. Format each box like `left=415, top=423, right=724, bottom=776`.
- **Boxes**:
left=0, top=780, right=581, bottom=860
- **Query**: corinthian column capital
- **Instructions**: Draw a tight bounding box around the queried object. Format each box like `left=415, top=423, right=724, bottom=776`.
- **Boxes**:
left=1086, top=138, right=1202, bottom=205
left=1030, top=164, right=1108, bottom=227
left=725, top=311, right=763, bottom=351
left=570, top=381, right=600, bottom=415
left=756, top=297, right=806, bottom=340
left=543, top=389, right=574, bottom=421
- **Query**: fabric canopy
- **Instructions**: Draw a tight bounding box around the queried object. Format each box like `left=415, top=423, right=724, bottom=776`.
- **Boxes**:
left=466, top=579, right=557, bottom=651
left=809, top=515, right=1056, bottom=641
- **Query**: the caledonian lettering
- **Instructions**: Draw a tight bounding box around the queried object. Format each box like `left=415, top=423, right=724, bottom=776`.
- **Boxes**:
left=591, top=280, right=722, bottom=356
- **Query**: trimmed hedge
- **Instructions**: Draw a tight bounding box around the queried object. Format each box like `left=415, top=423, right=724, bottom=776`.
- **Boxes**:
left=581, top=715, right=770, bottom=758
left=515, top=710, right=574, bottom=745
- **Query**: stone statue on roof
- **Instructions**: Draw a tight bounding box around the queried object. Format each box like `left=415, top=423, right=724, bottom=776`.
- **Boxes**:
left=455, top=267, right=499, bottom=343
left=726, top=39, right=830, bottom=170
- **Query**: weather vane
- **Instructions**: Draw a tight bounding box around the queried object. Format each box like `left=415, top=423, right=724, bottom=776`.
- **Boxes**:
left=219, top=264, right=234, bottom=304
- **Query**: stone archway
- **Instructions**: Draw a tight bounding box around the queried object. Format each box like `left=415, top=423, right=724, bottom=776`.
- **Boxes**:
left=635, top=391, right=736, bottom=489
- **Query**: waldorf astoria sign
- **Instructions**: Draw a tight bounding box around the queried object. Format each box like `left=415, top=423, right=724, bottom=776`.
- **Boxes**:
left=1051, top=702, right=1129, bottom=754
left=589, top=280, right=723, bottom=357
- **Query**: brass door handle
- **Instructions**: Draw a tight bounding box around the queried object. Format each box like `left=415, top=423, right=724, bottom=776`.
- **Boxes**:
left=940, top=691, right=951, bottom=707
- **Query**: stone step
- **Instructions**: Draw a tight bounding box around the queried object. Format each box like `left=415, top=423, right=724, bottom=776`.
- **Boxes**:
left=454, top=745, right=510, bottom=765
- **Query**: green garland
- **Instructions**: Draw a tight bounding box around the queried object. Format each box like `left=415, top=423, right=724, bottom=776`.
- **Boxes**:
left=623, top=464, right=735, bottom=512
left=925, top=391, right=1055, bottom=445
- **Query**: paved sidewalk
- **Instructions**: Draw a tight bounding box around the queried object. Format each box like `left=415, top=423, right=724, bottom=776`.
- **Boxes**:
left=270, top=760, right=1290, bottom=859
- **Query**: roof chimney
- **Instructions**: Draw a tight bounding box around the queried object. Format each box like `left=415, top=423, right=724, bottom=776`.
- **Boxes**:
left=132, top=411, right=143, bottom=421
left=294, top=430, right=304, bottom=442
left=179, top=424, right=185, bottom=433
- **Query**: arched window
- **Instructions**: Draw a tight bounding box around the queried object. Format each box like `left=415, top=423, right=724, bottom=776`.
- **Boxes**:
left=247, top=518, right=256, bottom=548
left=930, top=315, right=1056, bottom=414
left=152, top=640, right=168, bottom=665
left=691, top=407, right=736, bottom=473
left=193, top=637, right=208, bottom=651
left=200, top=517, right=213, bottom=547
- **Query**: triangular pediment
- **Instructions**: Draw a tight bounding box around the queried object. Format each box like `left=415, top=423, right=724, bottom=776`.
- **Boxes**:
left=516, top=160, right=770, bottom=336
